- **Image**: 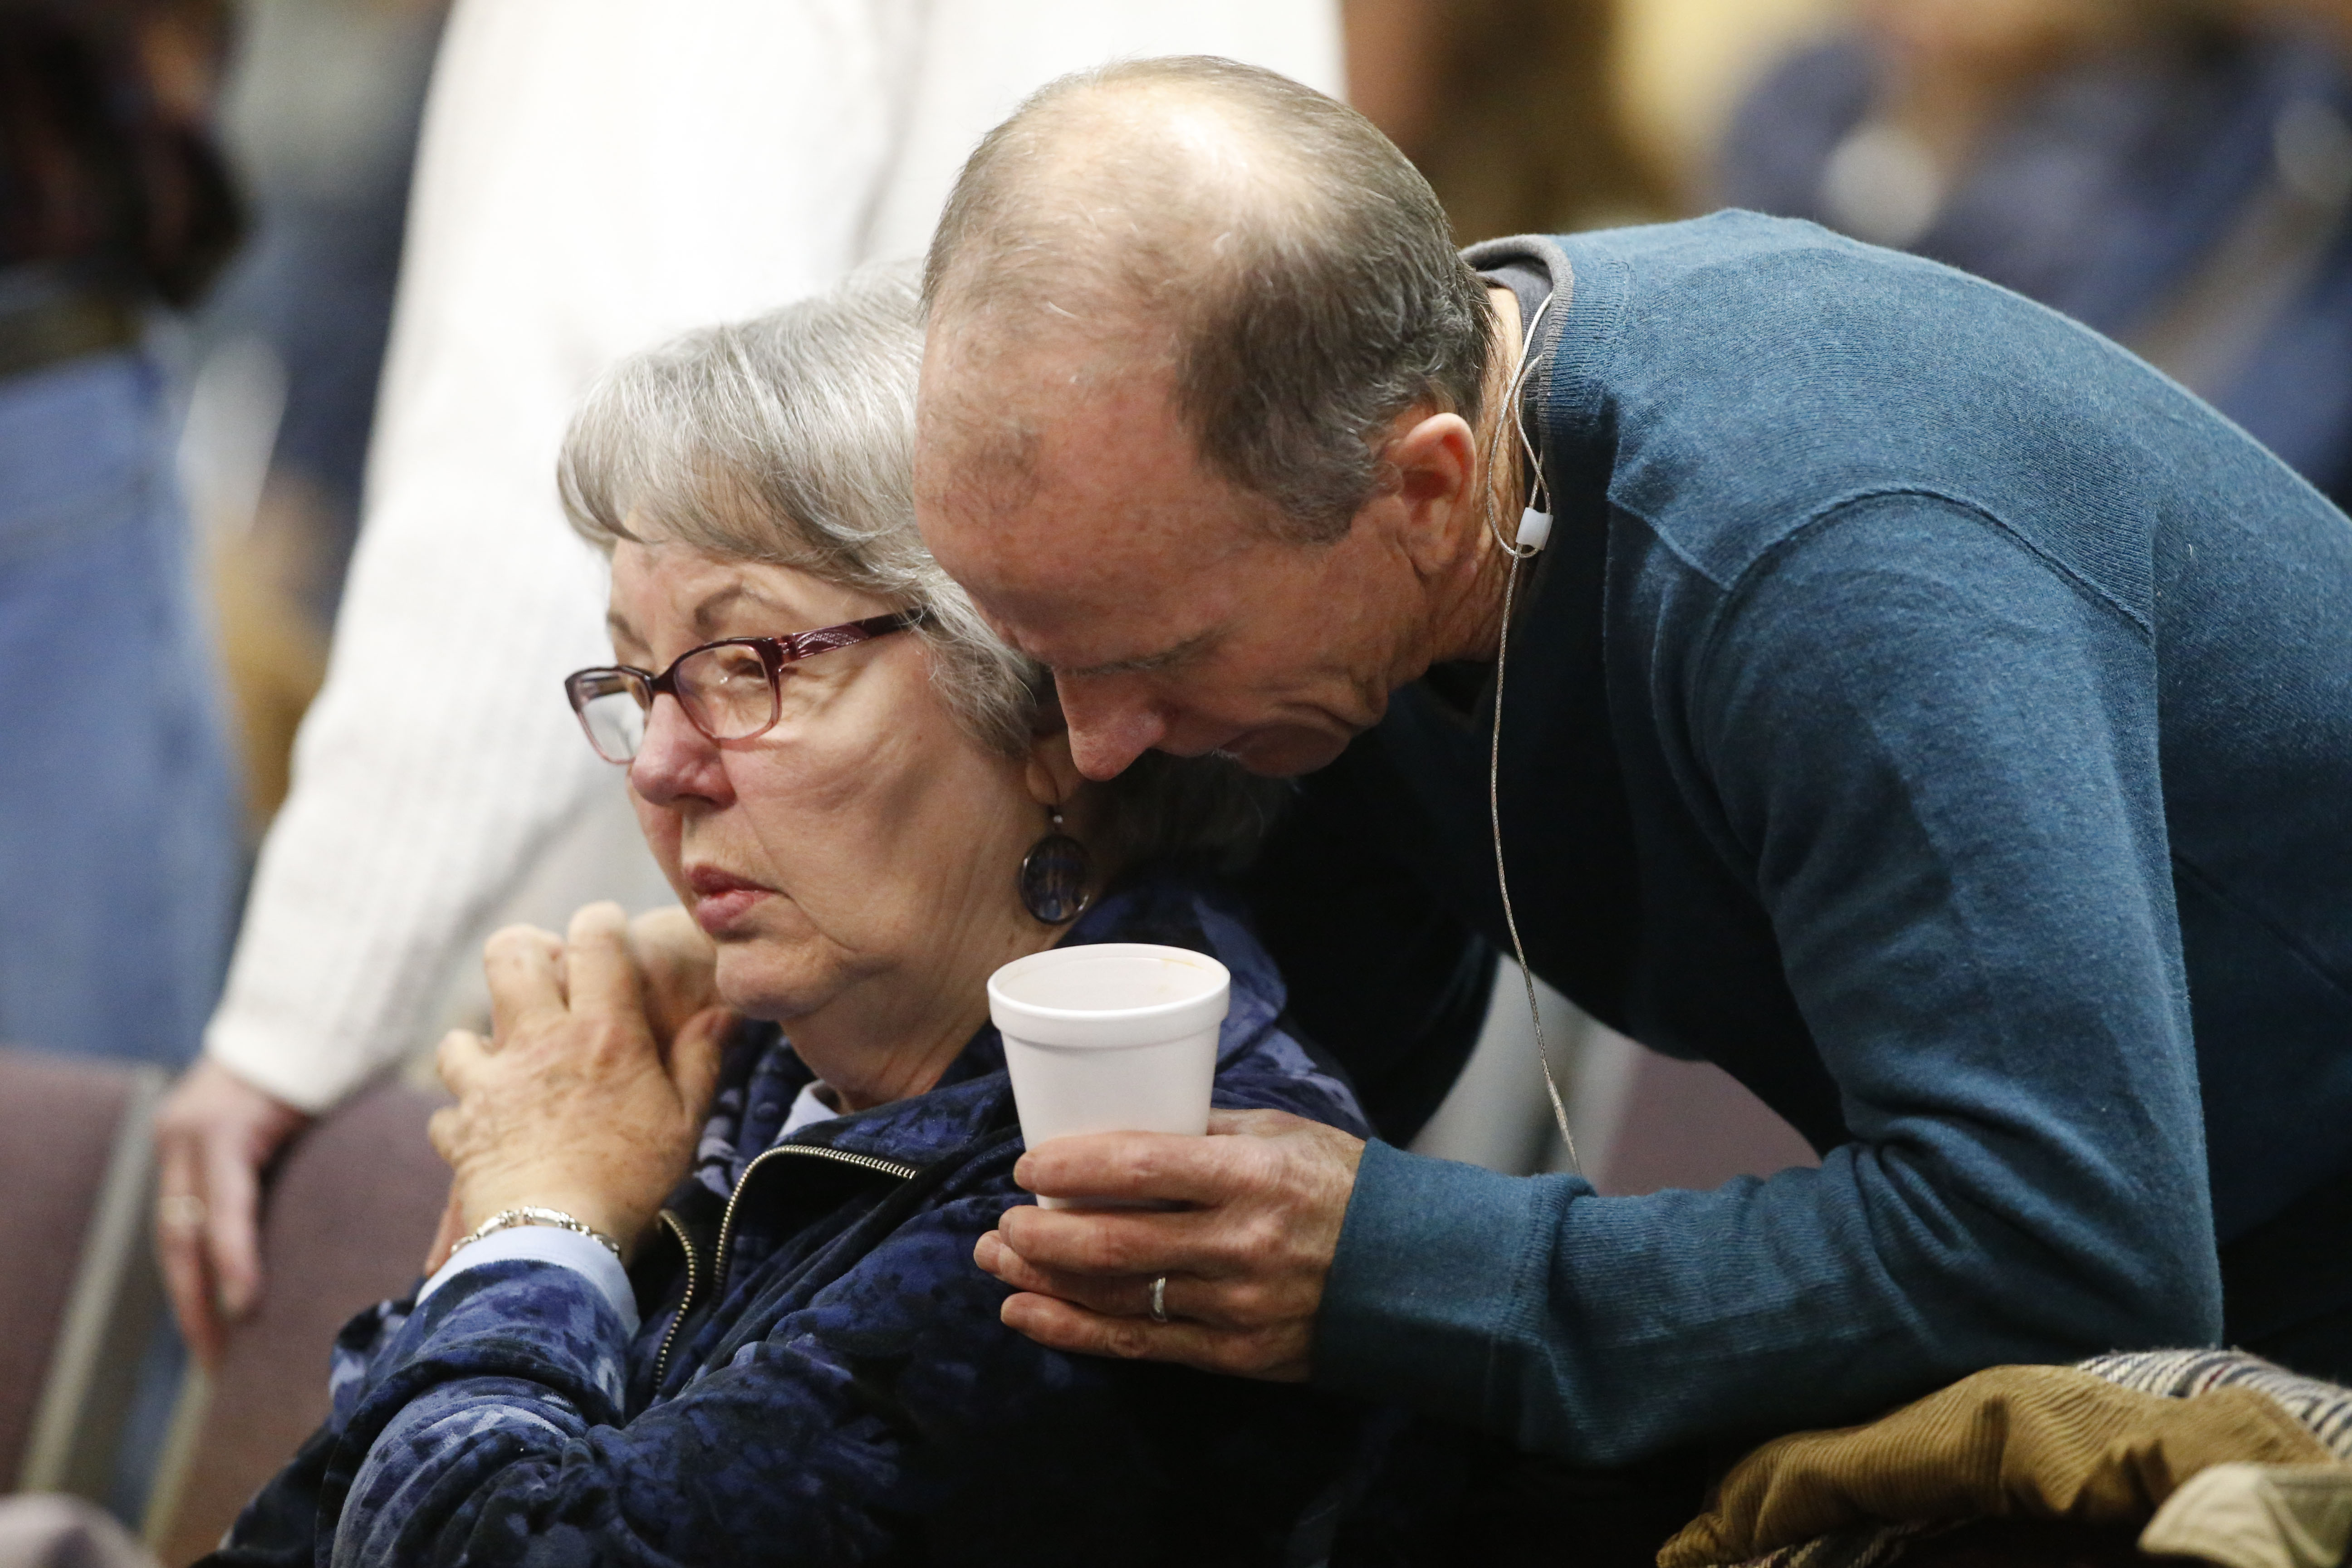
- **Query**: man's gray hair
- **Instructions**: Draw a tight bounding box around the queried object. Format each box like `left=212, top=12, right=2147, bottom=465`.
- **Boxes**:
left=924, top=55, right=1495, bottom=544
left=558, top=264, right=1284, bottom=870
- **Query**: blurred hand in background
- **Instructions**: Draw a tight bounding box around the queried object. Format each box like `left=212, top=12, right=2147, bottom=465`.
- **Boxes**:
left=152, top=1063, right=311, bottom=1368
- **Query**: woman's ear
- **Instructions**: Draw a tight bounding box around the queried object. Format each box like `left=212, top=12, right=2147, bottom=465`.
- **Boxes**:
left=1023, top=729, right=1085, bottom=809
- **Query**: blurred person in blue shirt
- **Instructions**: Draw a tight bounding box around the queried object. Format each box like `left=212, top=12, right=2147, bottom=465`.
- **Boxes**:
left=0, top=0, right=244, bottom=1070
left=1720, top=0, right=2352, bottom=507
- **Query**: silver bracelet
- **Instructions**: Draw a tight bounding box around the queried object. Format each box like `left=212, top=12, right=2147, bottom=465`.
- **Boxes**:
left=455, top=1205, right=622, bottom=1261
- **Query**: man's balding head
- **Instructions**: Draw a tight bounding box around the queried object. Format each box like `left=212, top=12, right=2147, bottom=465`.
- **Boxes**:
left=922, top=56, right=1492, bottom=542
left=915, top=58, right=1512, bottom=782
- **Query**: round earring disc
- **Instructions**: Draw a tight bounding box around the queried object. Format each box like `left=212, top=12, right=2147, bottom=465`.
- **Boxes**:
left=1019, top=833, right=1093, bottom=924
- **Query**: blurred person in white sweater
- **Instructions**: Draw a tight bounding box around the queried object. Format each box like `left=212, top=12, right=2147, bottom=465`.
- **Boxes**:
left=152, top=0, right=1343, bottom=1364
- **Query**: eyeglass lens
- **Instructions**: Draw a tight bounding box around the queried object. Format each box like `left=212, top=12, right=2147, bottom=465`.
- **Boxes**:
left=569, top=641, right=785, bottom=764
left=572, top=672, right=649, bottom=764
left=676, top=642, right=779, bottom=741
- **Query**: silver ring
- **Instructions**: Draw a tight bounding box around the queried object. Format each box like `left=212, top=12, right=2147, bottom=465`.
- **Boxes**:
left=159, top=1194, right=208, bottom=1232
left=1148, top=1274, right=1170, bottom=1325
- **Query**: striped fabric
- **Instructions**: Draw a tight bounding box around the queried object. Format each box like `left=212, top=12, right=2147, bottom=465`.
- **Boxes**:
left=2078, top=1349, right=2352, bottom=1461
left=1727, top=1521, right=1930, bottom=1568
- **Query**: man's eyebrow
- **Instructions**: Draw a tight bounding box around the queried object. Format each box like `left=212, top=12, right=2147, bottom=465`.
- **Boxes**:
left=1063, top=629, right=1217, bottom=679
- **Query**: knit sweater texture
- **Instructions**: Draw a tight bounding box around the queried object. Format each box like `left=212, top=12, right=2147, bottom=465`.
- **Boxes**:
left=1316, top=215, right=2352, bottom=1466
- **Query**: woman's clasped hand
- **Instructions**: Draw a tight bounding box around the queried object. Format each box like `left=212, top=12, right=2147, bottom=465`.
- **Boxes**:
left=424, top=904, right=731, bottom=1270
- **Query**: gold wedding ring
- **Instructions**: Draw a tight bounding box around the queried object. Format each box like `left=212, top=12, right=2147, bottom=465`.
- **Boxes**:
left=158, top=1193, right=209, bottom=1232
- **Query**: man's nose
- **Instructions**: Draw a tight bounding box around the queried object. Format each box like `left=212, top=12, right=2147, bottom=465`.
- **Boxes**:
left=628, top=696, right=732, bottom=805
left=1056, top=677, right=1168, bottom=780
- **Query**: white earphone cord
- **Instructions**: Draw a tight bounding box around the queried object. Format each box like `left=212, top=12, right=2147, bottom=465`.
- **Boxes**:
left=1489, top=555, right=1579, bottom=1173
left=1486, top=288, right=1581, bottom=1175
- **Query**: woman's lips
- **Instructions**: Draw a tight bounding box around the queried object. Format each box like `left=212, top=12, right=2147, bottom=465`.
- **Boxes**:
left=684, top=866, right=772, bottom=933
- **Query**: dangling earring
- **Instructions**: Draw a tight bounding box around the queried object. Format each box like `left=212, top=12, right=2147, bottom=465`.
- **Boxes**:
left=1019, top=808, right=1094, bottom=925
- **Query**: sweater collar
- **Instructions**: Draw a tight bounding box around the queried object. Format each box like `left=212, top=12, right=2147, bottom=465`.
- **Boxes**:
left=1459, top=232, right=1622, bottom=510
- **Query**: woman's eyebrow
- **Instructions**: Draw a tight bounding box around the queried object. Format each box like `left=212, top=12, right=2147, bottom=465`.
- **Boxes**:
left=689, top=582, right=789, bottom=637
left=605, top=581, right=796, bottom=656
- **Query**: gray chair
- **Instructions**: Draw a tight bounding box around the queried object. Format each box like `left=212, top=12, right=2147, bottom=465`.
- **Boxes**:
left=1410, top=975, right=1819, bottom=1191
left=0, top=1046, right=167, bottom=1504
left=142, top=1080, right=446, bottom=1567
left=0, top=1494, right=156, bottom=1568
left=1592, top=1047, right=1820, bottom=1197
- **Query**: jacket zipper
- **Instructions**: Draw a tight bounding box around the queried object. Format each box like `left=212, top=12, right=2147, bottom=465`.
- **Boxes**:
left=650, top=1143, right=919, bottom=1390
left=647, top=1209, right=699, bottom=1392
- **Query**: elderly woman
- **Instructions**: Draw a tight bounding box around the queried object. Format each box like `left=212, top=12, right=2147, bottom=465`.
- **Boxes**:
left=209, top=268, right=1395, bottom=1567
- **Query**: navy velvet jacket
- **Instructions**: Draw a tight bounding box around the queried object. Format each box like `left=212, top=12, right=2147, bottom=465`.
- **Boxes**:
left=208, top=880, right=1387, bottom=1568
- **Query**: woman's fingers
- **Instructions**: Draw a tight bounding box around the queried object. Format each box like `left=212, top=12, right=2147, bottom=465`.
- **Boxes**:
left=434, top=1028, right=488, bottom=1094
left=483, top=925, right=565, bottom=1040
left=668, top=1005, right=734, bottom=1117
left=427, top=1103, right=462, bottom=1164
left=563, top=902, right=647, bottom=1023
left=630, top=906, right=719, bottom=1047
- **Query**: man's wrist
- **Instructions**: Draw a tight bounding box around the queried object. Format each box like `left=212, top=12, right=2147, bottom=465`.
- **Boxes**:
left=1312, top=1140, right=1560, bottom=1427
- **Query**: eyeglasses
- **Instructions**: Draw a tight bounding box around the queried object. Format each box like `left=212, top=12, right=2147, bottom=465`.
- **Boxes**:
left=564, top=609, right=924, bottom=764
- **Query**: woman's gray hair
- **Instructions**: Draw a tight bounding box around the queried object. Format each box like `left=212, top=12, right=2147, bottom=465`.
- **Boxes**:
left=558, top=262, right=1286, bottom=872
left=560, top=264, right=1030, bottom=755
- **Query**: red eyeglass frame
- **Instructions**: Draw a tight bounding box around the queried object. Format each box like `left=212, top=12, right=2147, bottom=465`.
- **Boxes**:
left=563, top=608, right=925, bottom=763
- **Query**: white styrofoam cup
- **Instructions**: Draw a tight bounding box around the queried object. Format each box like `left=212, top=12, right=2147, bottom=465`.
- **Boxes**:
left=987, top=942, right=1230, bottom=1209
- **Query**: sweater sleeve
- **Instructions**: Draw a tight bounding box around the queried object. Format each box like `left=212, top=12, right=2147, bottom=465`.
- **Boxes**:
left=1318, top=494, right=2219, bottom=1465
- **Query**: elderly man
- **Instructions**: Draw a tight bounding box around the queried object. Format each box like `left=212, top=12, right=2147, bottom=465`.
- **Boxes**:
left=914, top=57, right=2352, bottom=1464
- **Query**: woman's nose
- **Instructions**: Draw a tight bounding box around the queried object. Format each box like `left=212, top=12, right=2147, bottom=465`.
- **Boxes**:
left=628, top=695, right=732, bottom=806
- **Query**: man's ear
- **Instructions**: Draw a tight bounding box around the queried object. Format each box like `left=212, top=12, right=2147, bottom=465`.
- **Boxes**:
left=1380, top=408, right=1481, bottom=578
left=1024, top=728, right=1086, bottom=809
